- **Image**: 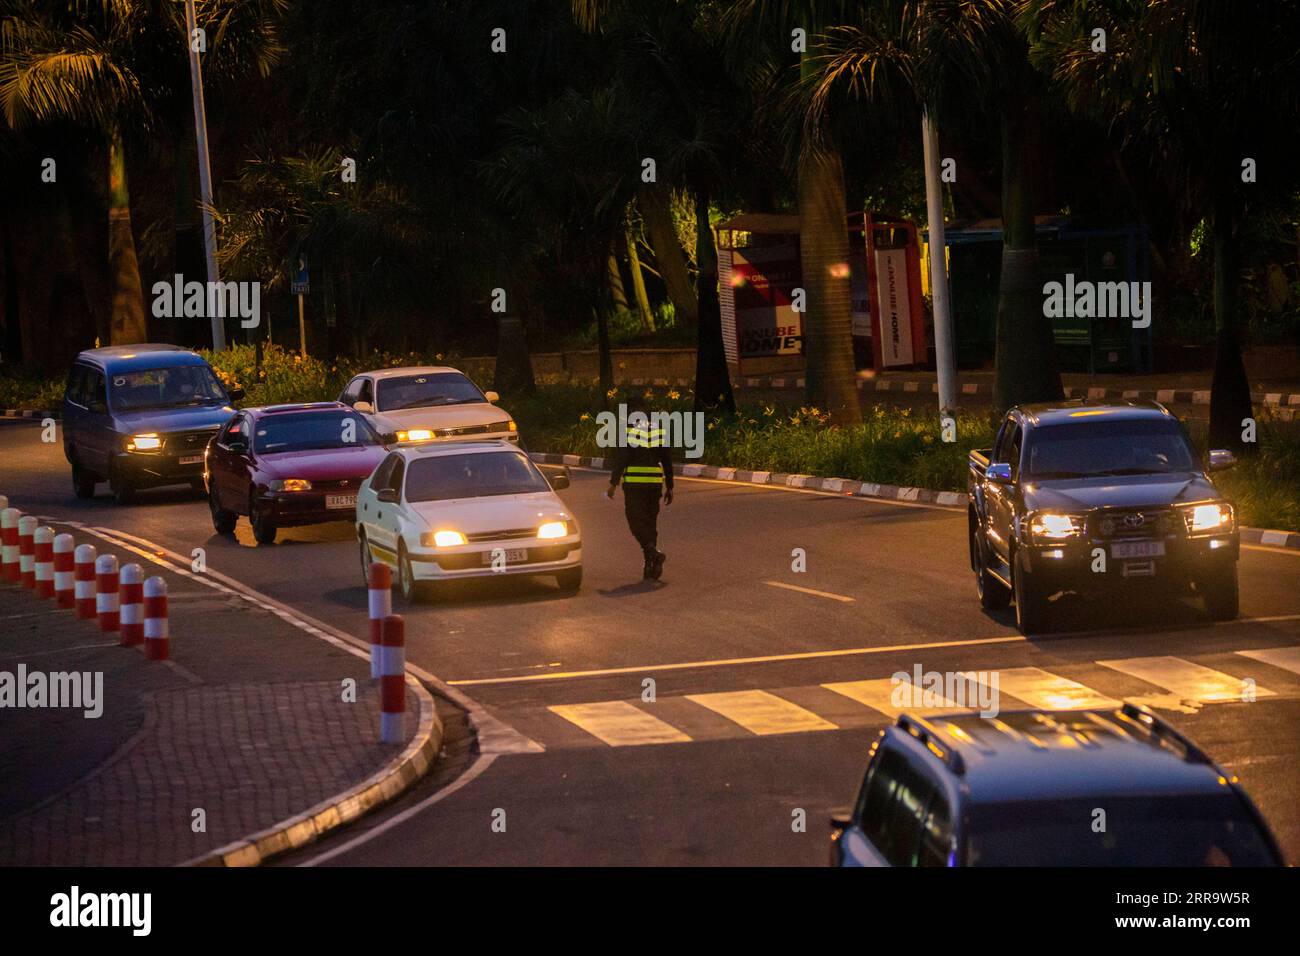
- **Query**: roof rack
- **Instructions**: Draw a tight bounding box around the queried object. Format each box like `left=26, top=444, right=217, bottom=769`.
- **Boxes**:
left=896, top=714, right=966, bottom=775
left=1118, top=702, right=1213, bottom=765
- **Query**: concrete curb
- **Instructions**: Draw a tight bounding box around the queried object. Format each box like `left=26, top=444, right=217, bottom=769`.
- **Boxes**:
left=529, top=451, right=1300, bottom=550
left=185, top=675, right=442, bottom=867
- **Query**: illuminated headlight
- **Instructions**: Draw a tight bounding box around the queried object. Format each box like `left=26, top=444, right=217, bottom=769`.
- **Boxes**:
left=424, top=530, right=467, bottom=548
left=537, top=521, right=567, bottom=539
left=268, top=479, right=312, bottom=492
left=126, top=433, right=162, bottom=452
left=1183, top=502, right=1233, bottom=534
left=1029, top=512, right=1086, bottom=541
left=396, top=429, right=434, bottom=443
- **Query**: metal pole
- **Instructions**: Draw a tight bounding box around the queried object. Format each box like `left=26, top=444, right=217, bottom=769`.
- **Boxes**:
left=922, top=111, right=956, bottom=417
left=185, top=0, right=225, bottom=351
left=298, top=293, right=307, bottom=357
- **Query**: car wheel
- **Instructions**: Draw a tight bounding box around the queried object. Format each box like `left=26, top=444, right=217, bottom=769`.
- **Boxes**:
left=556, top=565, right=583, bottom=592
left=250, top=494, right=277, bottom=545
left=397, top=542, right=425, bottom=604
left=190, top=478, right=207, bottom=497
left=71, top=460, right=97, bottom=499
left=973, top=531, right=1010, bottom=610
left=109, top=464, right=135, bottom=506
left=209, top=484, right=237, bottom=535
left=358, top=531, right=375, bottom=585
left=1201, top=565, right=1239, bottom=621
left=1012, top=551, right=1051, bottom=636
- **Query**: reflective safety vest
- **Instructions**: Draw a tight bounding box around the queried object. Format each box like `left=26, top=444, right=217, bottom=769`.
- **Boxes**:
left=626, top=426, right=666, bottom=448
left=623, top=465, right=664, bottom=484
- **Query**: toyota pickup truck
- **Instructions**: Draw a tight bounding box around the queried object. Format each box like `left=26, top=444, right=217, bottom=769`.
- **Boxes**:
left=968, top=401, right=1240, bottom=635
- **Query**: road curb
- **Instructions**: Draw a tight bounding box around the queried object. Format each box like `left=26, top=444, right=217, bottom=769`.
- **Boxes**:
left=529, top=451, right=1300, bottom=550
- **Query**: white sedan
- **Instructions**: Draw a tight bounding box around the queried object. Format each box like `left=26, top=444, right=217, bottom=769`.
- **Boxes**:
left=338, top=366, right=519, bottom=445
left=356, top=440, right=581, bottom=602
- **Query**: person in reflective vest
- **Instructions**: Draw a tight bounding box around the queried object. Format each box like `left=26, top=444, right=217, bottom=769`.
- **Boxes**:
left=606, top=403, right=674, bottom=580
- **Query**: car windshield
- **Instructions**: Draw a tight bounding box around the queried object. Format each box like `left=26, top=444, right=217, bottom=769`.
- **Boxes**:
left=966, top=793, right=1277, bottom=866
left=1026, top=419, right=1198, bottom=479
left=253, top=411, right=381, bottom=453
left=377, top=373, right=485, bottom=412
left=110, top=365, right=227, bottom=411
left=405, top=451, right=549, bottom=502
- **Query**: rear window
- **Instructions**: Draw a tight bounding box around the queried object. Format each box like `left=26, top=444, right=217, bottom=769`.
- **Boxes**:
left=253, top=411, right=380, bottom=453
left=966, top=793, right=1277, bottom=866
left=1026, top=418, right=1197, bottom=479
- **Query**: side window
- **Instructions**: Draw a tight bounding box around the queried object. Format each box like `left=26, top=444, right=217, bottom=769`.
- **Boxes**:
left=917, top=793, right=954, bottom=867
left=859, top=748, right=935, bottom=866
left=388, top=458, right=405, bottom=496
left=1006, top=425, right=1024, bottom=481
left=339, top=378, right=361, bottom=405
left=991, top=415, right=1013, bottom=462
left=860, top=749, right=904, bottom=848
left=371, top=454, right=399, bottom=491
left=65, top=365, right=88, bottom=406
left=358, top=378, right=374, bottom=406
left=85, top=370, right=107, bottom=410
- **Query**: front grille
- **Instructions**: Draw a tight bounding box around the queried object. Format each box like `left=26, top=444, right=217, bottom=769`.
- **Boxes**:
left=435, top=543, right=571, bottom=570
left=163, top=428, right=219, bottom=452
left=311, top=478, right=361, bottom=493
left=1090, top=508, right=1173, bottom=539
left=464, top=528, right=536, bottom=543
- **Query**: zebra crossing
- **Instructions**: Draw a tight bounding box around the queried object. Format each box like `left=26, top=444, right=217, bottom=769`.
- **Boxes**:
left=523, top=645, right=1300, bottom=750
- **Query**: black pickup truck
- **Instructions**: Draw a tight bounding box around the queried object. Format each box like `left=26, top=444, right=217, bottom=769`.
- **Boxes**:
left=968, top=401, right=1240, bottom=635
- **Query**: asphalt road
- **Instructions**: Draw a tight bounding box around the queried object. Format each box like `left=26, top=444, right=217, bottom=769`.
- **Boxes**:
left=2, top=418, right=1299, bottom=866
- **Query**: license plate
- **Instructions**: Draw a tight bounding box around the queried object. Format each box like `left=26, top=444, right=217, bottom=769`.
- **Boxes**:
left=178, top=455, right=204, bottom=466
left=326, top=494, right=357, bottom=510
left=482, top=548, right=529, bottom=565
left=1112, top=540, right=1164, bottom=559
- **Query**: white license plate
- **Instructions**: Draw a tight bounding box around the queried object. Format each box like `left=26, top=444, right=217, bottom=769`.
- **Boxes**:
left=482, top=548, right=529, bottom=565
left=1112, top=540, right=1165, bottom=559
left=326, top=494, right=357, bottom=510
left=178, top=455, right=204, bottom=466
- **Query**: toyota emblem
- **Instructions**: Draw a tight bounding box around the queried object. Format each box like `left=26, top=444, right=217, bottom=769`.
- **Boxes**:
left=1124, top=513, right=1145, bottom=529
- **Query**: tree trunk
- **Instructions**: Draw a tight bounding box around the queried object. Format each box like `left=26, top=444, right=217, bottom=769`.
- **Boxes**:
left=642, top=186, right=698, bottom=328
left=625, top=214, right=654, bottom=332
left=494, top=314, right=535, bottom=397
left=796, top=143, right=860, bottom=424
left=607, top=244, right=628, bottom=312
left=692, top=186, right=735, bottom=414
left=594, top=304, right=613, bottom=393
left=1208, top=198, right=1253, bottom=453
left=992, top=97, right=1062, bottom=412
left=107, top=128, right=147, bottom=345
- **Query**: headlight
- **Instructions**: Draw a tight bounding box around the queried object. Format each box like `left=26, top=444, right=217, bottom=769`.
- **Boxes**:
left=268, top=479, right=312, bottom=492
left=1183, top=502, right=1233, bottom=534
left=126, top=433, right=162, bottom=452
left=1029, top=512, right=1086, bottom=541
left=396, top=429, right=434, bottom=443
left=537, top=521, right=567, bottom=539
left=426, top=530, right=467, bottom=548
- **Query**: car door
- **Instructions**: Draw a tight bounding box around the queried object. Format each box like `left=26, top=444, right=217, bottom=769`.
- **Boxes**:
left=360, top=453, right=400, bottom=564
left=62, top=363, right=89, bottom=464
left=81, top=367, right=112, bottom=475
left=986, top=416, right=1022, bottom=568
left=373, top=456, right=407, bottom=559
left=209, top=414, right=247, bottom=510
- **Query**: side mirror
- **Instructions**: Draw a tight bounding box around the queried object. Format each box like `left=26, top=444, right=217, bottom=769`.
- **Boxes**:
left=484, top=390, right=500, bottom=403
left=226, top=384, right=245, bottom=401
left=227, top=439, right=248, bottom=454
left=88, top=400, right=108, bottom=415
left=549, top=472, right=570, bottom=491
left=986, top=462, right=1013, bottom=484
left=376, top=488, right=399, bottom=504
left=354, top=400, right=374, bottom=415
left=1207, top=449, right=1237, bottom=472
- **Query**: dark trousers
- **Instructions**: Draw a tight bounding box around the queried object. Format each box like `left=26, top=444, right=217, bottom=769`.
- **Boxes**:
left=622, top=484, right=662, bottom=552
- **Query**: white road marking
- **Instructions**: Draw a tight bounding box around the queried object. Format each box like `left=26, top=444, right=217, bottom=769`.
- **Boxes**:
left=685, top=689, right=837, bottom=735
left=1097, top=656, right=1277, bottom=702
left=1236, top=646, right=1300, bottom=677
left=822, top=678, right=965, bottom=718
left=970, top=666, right=1120, bottom=710
left=548, top=701, right=692, bottom=746
left=763, top=580, right=855, bottom=603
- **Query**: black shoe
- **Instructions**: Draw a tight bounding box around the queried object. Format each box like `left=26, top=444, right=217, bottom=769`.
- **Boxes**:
left=642, top=552, right=655, bottom=580
left=649, top=549, right=665, bottom=580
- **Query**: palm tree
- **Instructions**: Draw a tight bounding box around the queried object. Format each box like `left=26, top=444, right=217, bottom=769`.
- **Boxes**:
left=1021, top=0, right=1300, bottom=452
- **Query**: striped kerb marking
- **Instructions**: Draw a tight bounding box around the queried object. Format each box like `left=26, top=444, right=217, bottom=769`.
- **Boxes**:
left=548, top=701, right=691, bottom=747
left=970, top=667, right=1120, bottom=710
left=1097, top=656, right=1276, bottom=702
left=822, top=678, right=965, bottom=719
left=685, top=690, right=837, bottom=735
left=1236, top=646, right=1300, bottom=678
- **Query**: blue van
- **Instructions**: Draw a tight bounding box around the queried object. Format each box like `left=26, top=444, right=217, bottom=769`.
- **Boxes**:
left=62, top=344, right=243, bottom=504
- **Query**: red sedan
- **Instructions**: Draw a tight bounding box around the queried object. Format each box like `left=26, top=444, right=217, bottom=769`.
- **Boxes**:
left=206, top=402, right=388, bottom=544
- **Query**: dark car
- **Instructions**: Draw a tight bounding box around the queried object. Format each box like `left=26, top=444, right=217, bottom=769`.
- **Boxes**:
left=829, top=703, right=1284, bottom=867
left=62, top=344, right=243, bottom=504
left=206, top=402, right=388, bottom=545
left=968, top=400, right=1240, bottom=634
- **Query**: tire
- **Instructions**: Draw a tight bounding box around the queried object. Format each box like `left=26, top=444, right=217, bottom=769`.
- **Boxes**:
left=556, top=565, right=583, bottom=592
left=190, top=478, right=207, bottom=497
left=71, top=460, right=97, bottom=499
left=209, top=484, right=237, bottom=535
left=250, top=494, right=277, bottom=545
left=1201, top=565, right=1239, bottom=621
left=358, top=531, right=375, bottom=585
left=1013, top=551, right=1051, bottom=636
left=973, top=530, right=1010, bottom=610
left=397, top=542, right=426, bottom=604
left=109, top=464, right=135, bottom=506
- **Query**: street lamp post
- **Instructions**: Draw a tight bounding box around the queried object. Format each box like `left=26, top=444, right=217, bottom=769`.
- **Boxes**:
left=922, top=112, right=956, bottom=422
left=184, top=0, right=226, bottom=351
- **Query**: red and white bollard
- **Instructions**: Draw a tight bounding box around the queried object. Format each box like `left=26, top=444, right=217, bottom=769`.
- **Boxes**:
left=119, top=563, right=144, bottom=647
left=74, top=544, right=97, bottom=619
left=380, top=614, right=406, bottom=743
left=53, top=534, right=76, bottom=608
left=95, top=553, right=119, bottom=631
left=144, top=576, right=169, bottom=660
left=33, top=526, right=55, bottom=598
left=0, top=506, right=18, bottom=582
left=17, top=515, right=36, bottom=589
left=367, top=562, right=392, bottom=679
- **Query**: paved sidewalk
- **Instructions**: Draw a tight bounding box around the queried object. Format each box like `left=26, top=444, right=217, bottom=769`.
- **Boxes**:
left=0, top=523, right=428, bottom=866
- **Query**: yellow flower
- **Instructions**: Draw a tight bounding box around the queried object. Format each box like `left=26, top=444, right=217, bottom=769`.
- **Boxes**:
left=579, top=412, right=591, bottom=422
left=763, top=406, right=774, bottom=416
left=606, top=387, right=618, bottom=399
left=667, top=390, right=680, bottom=400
